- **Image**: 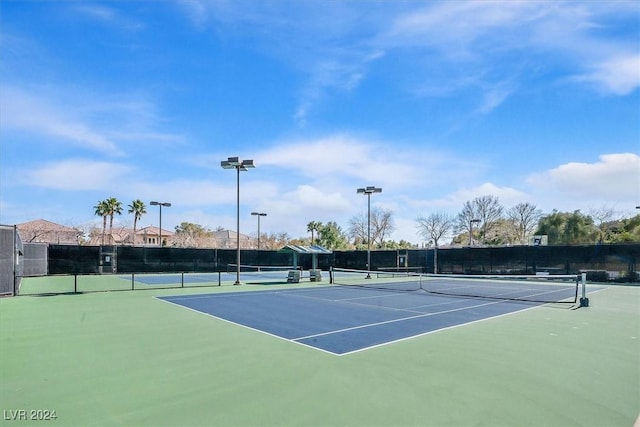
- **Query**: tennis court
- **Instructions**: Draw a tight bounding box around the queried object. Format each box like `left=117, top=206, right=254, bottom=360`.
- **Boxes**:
left=158, top=278, right=583, bottom=355
left=1, top=273, right=638, bottom=426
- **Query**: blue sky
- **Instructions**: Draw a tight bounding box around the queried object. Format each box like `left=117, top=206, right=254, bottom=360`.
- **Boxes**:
left=1, top=1, right=639, bottom=244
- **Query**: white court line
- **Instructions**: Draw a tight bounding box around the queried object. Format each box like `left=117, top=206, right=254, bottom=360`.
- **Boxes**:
left=154, top=296, right=339, bottom=356
left=292, top=298, right=507, bottom=341
left=280, top=286, right=471, bottom=314
left=154, top=285, right=566, bottom=356
left=338, top=305, right=542, bottom=356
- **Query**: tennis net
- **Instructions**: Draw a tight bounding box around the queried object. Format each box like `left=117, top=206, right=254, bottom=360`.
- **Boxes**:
left=329, top=267, right=584, bottom=304
left=227, top=264, right=300, bottom=273
left=225, top=264, right=301, bottom=284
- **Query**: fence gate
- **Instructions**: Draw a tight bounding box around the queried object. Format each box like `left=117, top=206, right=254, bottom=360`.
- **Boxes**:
left=0, top=225, right=23, bottom=296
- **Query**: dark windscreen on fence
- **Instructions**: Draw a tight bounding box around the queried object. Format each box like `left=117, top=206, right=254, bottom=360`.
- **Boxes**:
left=39, top=243, right=638, bottom=284
left=48, top=245, right=100, bottom=274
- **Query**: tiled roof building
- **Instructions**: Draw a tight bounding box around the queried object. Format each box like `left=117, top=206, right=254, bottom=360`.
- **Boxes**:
left=17, top=219, right=82, bottom=245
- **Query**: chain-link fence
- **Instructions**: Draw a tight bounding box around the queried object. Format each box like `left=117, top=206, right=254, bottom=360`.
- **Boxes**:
left=23, top=243, right=47, bottom=276
left=20, top=242, right=640, bottom=288
left=0, top=225, right=23, bottom=295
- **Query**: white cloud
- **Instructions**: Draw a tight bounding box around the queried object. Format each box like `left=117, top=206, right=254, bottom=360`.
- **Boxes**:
left=129, top=178, right=279, bottom=208
left=293, top=50, right=384, bottom=125
left=527, top=153, right=640, bottom=203
left=0, top=85, right=183, bottom=154
left=476, top=83, right=516, bottom=114
left=573, top=54, right=640, bottom=95
left=1, top=86, right=122, bottom=155
left=175, top=1, right=638, bottom=126
left=24, top=160, right=131, bottom=191
left=257, top=134, right=430, bottom=190
left=386, top=1, right=639, bottom=99
left=387, top=1, right=541, bottom=50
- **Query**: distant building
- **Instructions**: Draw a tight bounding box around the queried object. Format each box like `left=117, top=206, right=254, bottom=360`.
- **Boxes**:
left=87, top=225, right=175, bottom=246
left=17, top=218, right=250, bottom=248
left=134, top=226, right=175, bottom=246
left=17, top=219, right=82, bottom=245
left=211, top=229, right=253, bottom=249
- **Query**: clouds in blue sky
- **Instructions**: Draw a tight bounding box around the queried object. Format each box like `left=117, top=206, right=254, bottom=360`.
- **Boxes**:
left=1, top=1, right=638, bottom=243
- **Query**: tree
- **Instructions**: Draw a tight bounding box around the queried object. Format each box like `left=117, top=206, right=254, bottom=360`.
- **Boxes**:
left=93, top=200, right=109, bottom=245
left=455, top=200, right=479, bottom=245
left=307, top=221, right=322, bottom=245
left=484, top=218, right=520, bottom=245
left=128, top=200, right=146, bottom=245
left=535, top=210, right=598, bottom=244
left=473, top=195, right=504, bottom=244
left=416, top=212, right=454, bottom=247
left=562, top=211, right=596, bottom=244
left=317, top=221, right=350, bottom=249
left=588, top=205, right=618, bottom=243
left=348, top=208, right=395, bottom=248
left=347, top=213, right=367, bottom=246
left=456, top=196, right=504, bottom=245
left=259, top=232, right=292, bottom=250
left=606, top=214, right=640, bottom=242
left=371, top=207, right=395, bottom=246
left=381, top=240, right=416, bottom=249
left=507, top=202, right=542, bottom=244
left=104, top=197, right=123, bottom=244
left=174, top=222, right=212, bottom=248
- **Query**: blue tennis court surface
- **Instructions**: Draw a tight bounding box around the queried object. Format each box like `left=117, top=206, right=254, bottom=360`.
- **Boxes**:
left=157, top=286, right=558, bottom=355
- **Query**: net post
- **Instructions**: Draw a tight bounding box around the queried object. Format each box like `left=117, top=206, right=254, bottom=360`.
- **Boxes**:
left=579, top=272, right=589, bottom=307
left=131, top=273, right=135, bottom=290
left=181, top=272, right=185, bottom=288
left=218, top=271, right=221, bottom=286
left=13, top=225, right=17, bottom=296
left=329, top=266, right=334, bottom=284
left=74, top=273, right=78, bottom=293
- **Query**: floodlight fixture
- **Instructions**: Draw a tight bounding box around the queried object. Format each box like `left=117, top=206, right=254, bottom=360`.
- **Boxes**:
left=221, top=157, right=240, bottom=168
left=357, top=186, right=382, bottom=278
left=357, top=186, right=382, bottom=195
left=221, top=157, right=255, bottom=171
left=221, top=157, right=255, bottom=285
left=150, top=201, right=171, bottom=247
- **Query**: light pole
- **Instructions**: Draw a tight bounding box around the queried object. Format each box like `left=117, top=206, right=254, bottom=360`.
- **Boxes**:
left=150, top=201, right=171, bottom=247
left=251, top=212, right=267, bottom=249
left=221, top=156, right=255, bottom=285
left=357, top=186, right=382, bottom=278
left=469, top=218, right=480, bottom=246
left=428, top=240, right=439, bottom=275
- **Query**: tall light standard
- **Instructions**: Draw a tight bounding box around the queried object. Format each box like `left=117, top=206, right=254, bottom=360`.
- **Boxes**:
left=221, top=156, right=255, bottom=285
left=251, top=212, right=267, bottom=249
left=469, top=218, right=480, bottom=246
left=150, top=201, right=171, bottom=247
left=357, top=186, right=382, bottom=278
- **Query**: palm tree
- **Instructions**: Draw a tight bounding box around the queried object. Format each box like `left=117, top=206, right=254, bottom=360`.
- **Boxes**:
left=93, top=200, right=109, bottom=245
left=128, top=199, right=146, bottom=245
left=104, top=197, right=123, bottom=244
left=307, top=221, right=322, bottom=245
